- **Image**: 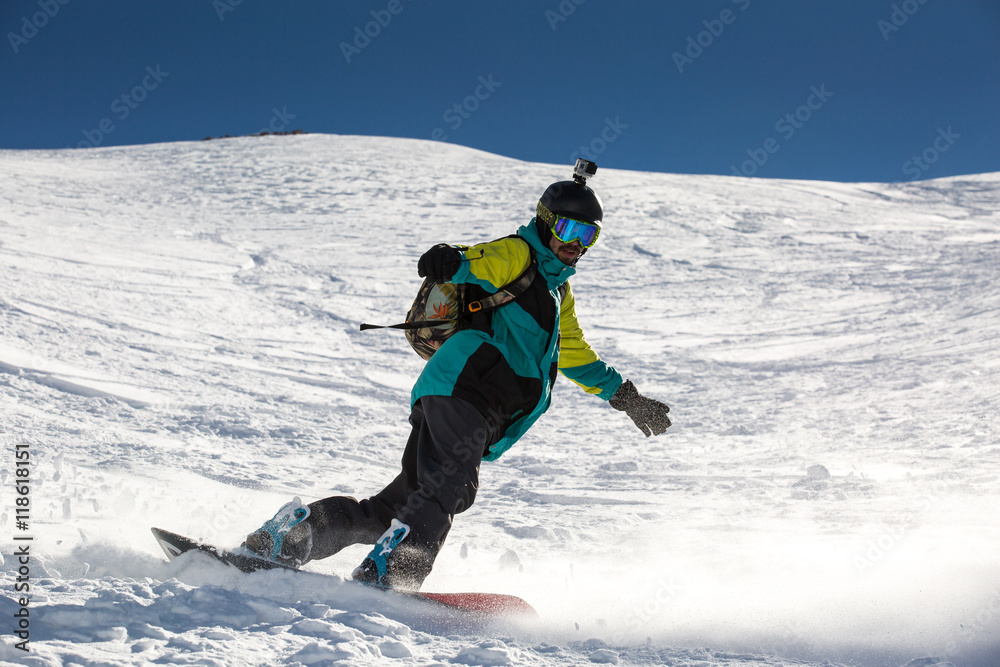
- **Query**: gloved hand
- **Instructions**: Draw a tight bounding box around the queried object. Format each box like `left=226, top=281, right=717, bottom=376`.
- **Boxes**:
left=609, top=379, right=671, bottom=436
left=417, top=243, right=462, bottom=283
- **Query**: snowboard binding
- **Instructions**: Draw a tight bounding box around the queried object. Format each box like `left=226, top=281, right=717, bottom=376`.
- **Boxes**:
left=243, top=496, right=313, bottom=567
left=352, top=518, right=411, bottom=589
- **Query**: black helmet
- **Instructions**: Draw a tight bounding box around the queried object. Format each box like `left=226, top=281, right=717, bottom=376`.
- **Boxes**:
left=535, top=161, right=603, bottom=252
left=536, top=180, right=603, bottom=227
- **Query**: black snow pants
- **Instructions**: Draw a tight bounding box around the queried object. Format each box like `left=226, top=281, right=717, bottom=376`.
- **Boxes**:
left=302, top=395, right=499, bottom=588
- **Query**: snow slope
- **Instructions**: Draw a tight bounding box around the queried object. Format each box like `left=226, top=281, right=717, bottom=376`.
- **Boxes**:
left=1, top=135, right=998, bottom=666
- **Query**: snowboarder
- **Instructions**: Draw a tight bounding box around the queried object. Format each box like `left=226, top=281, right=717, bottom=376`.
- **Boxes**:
left=244, top=160, right=672, bottom=590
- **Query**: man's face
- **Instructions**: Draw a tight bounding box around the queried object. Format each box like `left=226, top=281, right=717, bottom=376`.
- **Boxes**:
left=548, top=234, right=584, bottom=265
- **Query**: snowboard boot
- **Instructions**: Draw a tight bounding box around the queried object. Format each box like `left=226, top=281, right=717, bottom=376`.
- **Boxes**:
left=351, top=519, right=412, bottom=589
left=243, top=496, right=313, bottom=568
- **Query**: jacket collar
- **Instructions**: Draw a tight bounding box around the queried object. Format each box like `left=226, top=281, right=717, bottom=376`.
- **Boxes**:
left=518, top=219, right=575, bottom=289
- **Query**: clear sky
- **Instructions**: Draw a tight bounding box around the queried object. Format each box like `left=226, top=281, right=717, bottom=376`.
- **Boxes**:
left=2, top=0, right=998, bottom=182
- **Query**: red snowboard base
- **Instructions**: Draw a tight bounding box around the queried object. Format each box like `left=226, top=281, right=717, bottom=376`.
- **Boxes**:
left=417, top=591, right=537, bottom=616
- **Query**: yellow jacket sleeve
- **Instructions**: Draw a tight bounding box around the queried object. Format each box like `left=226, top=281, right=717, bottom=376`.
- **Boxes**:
left=558, top=282, right=624, bottom=399
left=450, top=237, right=531, bottom=292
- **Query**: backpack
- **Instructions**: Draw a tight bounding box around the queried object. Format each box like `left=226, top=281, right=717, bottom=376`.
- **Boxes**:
left=361, top=240, right=537, bottom=361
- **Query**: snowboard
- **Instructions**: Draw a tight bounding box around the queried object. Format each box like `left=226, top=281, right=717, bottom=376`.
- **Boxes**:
left=151, top=527, right=536, bottom=618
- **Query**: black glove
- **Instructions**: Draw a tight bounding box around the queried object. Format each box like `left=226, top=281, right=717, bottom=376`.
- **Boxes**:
left=609, top=379, right=671, bottom=436
left=417, top=243, right=462, bottom=283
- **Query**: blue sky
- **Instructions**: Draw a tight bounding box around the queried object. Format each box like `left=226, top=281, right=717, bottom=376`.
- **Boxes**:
left=2, top=0, right=998, bottom=182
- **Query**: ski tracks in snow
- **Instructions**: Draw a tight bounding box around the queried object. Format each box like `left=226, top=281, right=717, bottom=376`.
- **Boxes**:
left=1, top=137, right=998, bottom=666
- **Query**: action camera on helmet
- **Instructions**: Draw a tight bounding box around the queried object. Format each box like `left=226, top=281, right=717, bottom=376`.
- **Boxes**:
left=573, top=158, right=598, bottom=184
left=538, top=161, right=603, bottom=227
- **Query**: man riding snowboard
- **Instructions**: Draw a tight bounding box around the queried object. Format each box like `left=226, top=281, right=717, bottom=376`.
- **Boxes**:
left=244, top=160, right=672, bottom=590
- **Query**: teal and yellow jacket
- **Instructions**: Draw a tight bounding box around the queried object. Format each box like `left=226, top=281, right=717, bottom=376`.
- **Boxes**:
left=411, top=220, right=623, bottom=461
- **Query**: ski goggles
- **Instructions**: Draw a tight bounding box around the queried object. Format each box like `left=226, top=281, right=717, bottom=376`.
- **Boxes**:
left=550, top=216, right=601, bottom=248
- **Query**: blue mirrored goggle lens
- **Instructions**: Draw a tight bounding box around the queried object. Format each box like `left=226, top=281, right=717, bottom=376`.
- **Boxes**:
left=551, top=217, right=600, bottom=248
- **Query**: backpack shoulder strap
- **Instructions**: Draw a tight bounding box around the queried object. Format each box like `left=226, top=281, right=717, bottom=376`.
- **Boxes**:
left=465, top=235, right=536, bottom=314
left=360, top=235, right=536, bottom=331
